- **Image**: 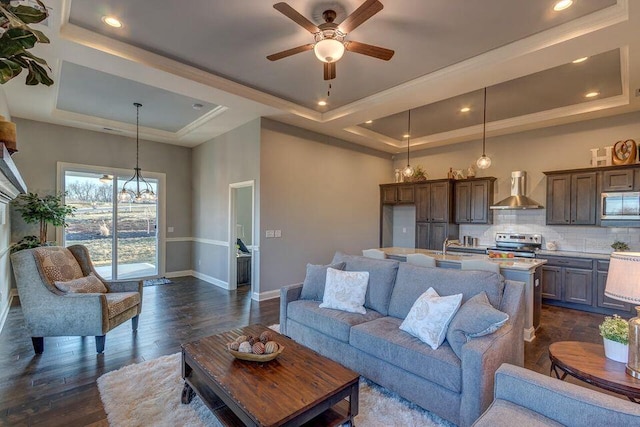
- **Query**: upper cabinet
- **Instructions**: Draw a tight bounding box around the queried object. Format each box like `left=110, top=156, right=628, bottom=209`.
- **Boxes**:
left=380, top=184, right=415, bottom=205
left=545, top=171, right=597, bottom=225
left=602, top=169, right=635, bottom=191
left=416, top=180, right=452, bottom=222
left=454, top=178, right=496, bottom=224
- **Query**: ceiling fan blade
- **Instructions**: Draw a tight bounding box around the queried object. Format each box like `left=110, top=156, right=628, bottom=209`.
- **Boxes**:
left=345, top=41, right=394, bottom=61
left=273, top=2, right=319, bottom=33
left=339, top=0, right=383, bottom=34
left=267, top=44, right=314, bottom=61
left=324, top=62, right=336, bottom=80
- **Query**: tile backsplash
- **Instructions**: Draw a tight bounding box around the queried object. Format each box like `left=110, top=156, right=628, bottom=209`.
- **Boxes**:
left=460, top=210, right=640, bottom=254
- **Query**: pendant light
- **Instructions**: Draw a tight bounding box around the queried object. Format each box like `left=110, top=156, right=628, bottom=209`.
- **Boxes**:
left=476, top=87, right=492, bottom=169
left=118, top=103, right=156, bottom=203
left=402, top=110, right=414, bottom=178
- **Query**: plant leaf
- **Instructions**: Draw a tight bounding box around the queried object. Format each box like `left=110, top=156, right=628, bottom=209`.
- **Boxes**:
left=0, top=58, right=22, bottom=83
left=28, top=28, right=49, bottom=44
left=8, top=4, right=47, bottom=24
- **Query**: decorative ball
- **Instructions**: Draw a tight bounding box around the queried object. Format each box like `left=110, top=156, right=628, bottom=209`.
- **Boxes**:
left=235, top=335, right=247, bottom=344
left=229, top=341, right=240, bottom=351
left=247, top=336, right=256, bottom=346
left=264, top=341, right=278, bottom=354
left=238, top=341, right=252, bottom=353
left=260, top=331, right=273, bottom=344
left=252, top=342, right=265, bottom=354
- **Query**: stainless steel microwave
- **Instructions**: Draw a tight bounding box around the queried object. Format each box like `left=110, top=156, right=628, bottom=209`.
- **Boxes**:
left=601, top=192, right=640, bottom=220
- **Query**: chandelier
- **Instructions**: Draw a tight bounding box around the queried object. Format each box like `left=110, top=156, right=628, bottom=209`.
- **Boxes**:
left=118, top=102, right=156, bottom=203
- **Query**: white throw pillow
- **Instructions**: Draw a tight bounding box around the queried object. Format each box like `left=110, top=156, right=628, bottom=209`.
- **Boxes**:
left=319, top=268, right=369, bottom=314
left=400, top=287, right=463, bottom=350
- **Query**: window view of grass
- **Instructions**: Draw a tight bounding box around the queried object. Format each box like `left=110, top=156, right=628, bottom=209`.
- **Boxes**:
left=64, top=172, right=157, bottom=279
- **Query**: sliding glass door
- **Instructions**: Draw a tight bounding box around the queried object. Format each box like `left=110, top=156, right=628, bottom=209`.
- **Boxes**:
left=62, top=166, right=160, bottom=280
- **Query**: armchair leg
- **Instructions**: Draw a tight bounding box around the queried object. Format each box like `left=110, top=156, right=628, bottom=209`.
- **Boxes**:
left=95, top=335, right=106, bottom=354
left=31, top=337, right=44, bottom=354
left=132, top=315, right=139, bottom=332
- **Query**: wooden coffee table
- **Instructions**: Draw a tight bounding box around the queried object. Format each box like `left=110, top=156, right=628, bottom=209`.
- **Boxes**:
left=549, top=341, right=640, bottom=403
left=181, top=324, right=360, bottom=426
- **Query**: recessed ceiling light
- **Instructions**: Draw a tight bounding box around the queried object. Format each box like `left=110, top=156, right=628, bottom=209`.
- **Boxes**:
left=460, top=107, right=471, bottom=113
left=585, top=91, right=600, bottom=98
left=192, top=103, right=204, bottom=110
left=318, top=100, right=327, bottom=106
left=101, top=16, right=123, bottom=28
left=553, top=0, right=573, bottom=11
left=365, top=120, right=373, bottom=124
left=403, top=133, right=410, bottom=138
left=572, top=57, right=588, bottom=63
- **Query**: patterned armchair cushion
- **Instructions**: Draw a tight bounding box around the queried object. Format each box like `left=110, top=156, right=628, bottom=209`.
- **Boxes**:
left=33, top=247, right=84, bottom=288
left=105, top=292, right=141, bottom=318
left=54, top=273, right=108, bottom=294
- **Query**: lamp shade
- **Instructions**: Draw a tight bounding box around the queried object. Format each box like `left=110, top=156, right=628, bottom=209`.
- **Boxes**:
left=314, top=39, right=345, bottom=63
left=604, top=252, right=640, bottom=304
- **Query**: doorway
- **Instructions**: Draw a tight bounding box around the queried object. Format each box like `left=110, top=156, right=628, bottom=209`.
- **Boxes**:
left=229, top=181, right=256, bottom=295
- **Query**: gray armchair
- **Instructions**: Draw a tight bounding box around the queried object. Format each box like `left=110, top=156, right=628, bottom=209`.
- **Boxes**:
left=473, top=364, right=640, bottom=426
left=10, top=245, right=142, bottom=354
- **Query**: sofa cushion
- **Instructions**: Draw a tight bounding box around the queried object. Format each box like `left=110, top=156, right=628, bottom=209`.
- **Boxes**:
left=400, top=287, right=462, bottom=350
left=105, top=292, right=141, bottom=318
left=350, top=316, right=462, bottom=393
left=331, top=252, right=399, bottom=316
left=446, top=291, right=509, bottom=359
left=33, top=246, right=84, bottom=288
left=300, top=262, right=346, bottom=301
left=288, top=300, right=383, bottom=343
left=388, top=263, right=505, bottom=319
left=54, top=273, right=107, bottom=294
left=319, top=268, right=369, bottom=314
left=473, top=400, right=563, bottom=427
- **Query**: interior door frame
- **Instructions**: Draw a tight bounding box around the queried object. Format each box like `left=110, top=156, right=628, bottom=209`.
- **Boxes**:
left=56, top=162, right=167, bottom=279
left=228, top=180, right=256, bottom=295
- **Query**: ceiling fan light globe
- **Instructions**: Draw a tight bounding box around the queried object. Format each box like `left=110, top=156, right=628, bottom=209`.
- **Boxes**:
left=118, top=190, right=132, bottom=204
left=476, top=155, right=492, bottom=169
left=403, top=165, right=414, bottom=178
left=314, top=39, right=345, bottom=63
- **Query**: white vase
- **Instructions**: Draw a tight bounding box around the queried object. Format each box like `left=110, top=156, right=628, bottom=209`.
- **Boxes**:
left=603, top=337, right=629, bottom=363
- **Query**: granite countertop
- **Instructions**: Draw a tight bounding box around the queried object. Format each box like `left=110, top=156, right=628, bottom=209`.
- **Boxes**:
left=380, top=247, right=546, bottom=271
left=535, top=250, right=611, bottom=260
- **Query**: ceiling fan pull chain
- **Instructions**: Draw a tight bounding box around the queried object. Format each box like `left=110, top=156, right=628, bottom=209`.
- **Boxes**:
left=327, top=83, right=332, bottom=97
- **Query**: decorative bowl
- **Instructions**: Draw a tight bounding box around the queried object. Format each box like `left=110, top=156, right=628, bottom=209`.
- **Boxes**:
left=227, top=342, right=284, bottom=362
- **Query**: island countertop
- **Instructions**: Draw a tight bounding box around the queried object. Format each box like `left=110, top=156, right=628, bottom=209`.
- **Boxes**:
left=380, top=247, right=547, bottom=271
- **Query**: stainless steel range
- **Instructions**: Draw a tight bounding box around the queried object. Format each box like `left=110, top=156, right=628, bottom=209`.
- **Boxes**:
left=486, top=233, right=542, bottom=258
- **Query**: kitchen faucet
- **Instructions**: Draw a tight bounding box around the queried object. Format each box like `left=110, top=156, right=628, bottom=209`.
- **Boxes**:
left=443, top=238, right=460, bottom=255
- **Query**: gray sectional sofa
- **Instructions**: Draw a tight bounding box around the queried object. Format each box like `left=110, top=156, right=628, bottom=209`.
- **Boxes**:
left=280, top=252, right=525, bottom=427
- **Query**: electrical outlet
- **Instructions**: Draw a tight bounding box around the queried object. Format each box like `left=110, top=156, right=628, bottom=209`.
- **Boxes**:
left=274, top=230, right=282, bottom=238
left=402, top=227, right=407, bottom=233
left=167, top=226, right=174, bottom=233
left=266, top=230, right=275, bottom=238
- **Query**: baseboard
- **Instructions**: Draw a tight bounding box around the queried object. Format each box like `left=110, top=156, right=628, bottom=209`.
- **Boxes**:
left=252, top=289, right=280, bottom=302
left=523, top=326, right=536, bottom=342
left=0, top=289, right=18, bottom=335
left=191, top=270, right=230, bottom=290
left=165, top=270, right=193, bottom=278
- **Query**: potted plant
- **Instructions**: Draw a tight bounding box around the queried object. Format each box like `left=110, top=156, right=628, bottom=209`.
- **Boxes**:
left=611, top=240, right=630, bottom=251
left=11, top=192, right=75, bottom=252
left=599, top=314, right=629, bottom=363
left=0, top=0, right=53, bottom=86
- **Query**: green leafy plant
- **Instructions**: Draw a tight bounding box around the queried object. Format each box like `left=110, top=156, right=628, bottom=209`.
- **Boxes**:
left=611, top=240, right=630, bottom=251
left=0, top=0, right=53, bottom=86
left=599, top=314, right=629, bottom=345
left=11, top=192, right=75, bottom=252
left=409, top=165, right=428, bottom=182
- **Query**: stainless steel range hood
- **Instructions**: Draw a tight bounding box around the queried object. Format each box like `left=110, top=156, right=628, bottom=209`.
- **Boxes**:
left=490, top=171, right=543, bottom=210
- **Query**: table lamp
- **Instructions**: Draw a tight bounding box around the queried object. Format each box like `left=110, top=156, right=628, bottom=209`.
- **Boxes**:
left=604, top=252, right=640, bottom=378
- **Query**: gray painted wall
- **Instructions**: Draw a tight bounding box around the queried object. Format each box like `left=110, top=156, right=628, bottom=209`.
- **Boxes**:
left=259, top=120, right=392, bottom=293
left=236, top=186, right=252, bottom=246
left=10, top=118, right=193, bottom=272
left=191, top=119, right=261, bottom=285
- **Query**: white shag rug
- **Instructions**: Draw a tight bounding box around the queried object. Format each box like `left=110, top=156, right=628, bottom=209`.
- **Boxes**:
left=98, top=353, right=453, bottom=427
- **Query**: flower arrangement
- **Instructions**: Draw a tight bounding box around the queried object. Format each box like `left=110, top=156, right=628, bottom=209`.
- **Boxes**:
left=599, top=314, right=629, bottom=345
left=611, top=240, right=630, bottom=251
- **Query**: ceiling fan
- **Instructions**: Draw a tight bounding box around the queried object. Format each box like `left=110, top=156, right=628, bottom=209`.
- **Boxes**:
left=267, top=0, right=394, bottom=80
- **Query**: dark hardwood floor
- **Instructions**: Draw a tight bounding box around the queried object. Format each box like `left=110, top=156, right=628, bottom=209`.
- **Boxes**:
left=0, top=278, right=615, bottom=426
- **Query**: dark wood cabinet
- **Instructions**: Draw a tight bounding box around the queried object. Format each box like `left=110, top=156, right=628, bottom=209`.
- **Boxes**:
left=602, top=169, right=634, bottom=191
left=545, top=172, right=596, bottom=225
left=381, top=184, right=414, bottom=205
left=596, top=261, right=631, bottom=311
left=454, top=178, right=495, bottom=224
left=564, top=268, right=593, bottom=305
left=415, top=181, right=451, bottom=222
left=415, top=184, right=430, bottom=221
left=237, top=255, right=251, bottom=285
left=541, top=256, right=593, bottom=306
left=415, top=221, right=454, bottom=250
left=541, top=266, right=562, bottom=300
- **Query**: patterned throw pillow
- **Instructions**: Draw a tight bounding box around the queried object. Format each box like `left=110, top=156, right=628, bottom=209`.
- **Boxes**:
left=33, top=247, right=84, bottom=284
left=400, top=287, right=463, bottom=350
left=54, top=273, right=107, bottom=294
left=319, top=268, right=369, bottom=314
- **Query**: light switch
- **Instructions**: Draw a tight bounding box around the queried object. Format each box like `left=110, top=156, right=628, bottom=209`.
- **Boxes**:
left=266, top=230, right=275, bottom=238
left=168, top=226, right=174, bottom=233
left=275, top=230, right=282, bottom=238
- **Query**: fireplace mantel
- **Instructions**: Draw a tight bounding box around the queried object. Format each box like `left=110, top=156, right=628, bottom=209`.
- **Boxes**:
left=0, top=143, right=26, bottom=204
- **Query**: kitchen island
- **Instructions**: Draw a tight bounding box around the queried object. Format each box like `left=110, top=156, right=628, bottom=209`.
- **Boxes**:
left=380, top=247, right=547, bottom=342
